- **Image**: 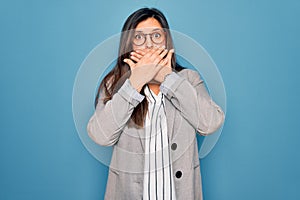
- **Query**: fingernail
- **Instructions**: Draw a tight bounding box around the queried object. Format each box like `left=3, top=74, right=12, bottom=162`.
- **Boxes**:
left=170, top=49, right=174, bottom=52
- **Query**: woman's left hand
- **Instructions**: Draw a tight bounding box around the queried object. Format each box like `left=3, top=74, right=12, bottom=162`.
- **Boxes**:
left=130, top=48, right=174, bottom=83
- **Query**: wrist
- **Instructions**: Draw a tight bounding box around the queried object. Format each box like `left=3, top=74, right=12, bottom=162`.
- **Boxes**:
left=129, top=77, right=143, bottom=93
left=162, top=68, right=172, bottom=82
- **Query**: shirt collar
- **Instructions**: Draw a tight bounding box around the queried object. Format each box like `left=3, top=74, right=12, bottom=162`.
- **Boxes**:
left=144, top=85, right=163, bottom=104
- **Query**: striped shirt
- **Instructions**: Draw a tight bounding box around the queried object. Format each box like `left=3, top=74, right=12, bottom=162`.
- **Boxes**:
left=143, top=85, right=176, bottom=200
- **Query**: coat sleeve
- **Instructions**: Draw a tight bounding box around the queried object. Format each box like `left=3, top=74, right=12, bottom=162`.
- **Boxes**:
left=87, top=79, right=145, bottom=146
left=160, top=69, right=225, bottom=136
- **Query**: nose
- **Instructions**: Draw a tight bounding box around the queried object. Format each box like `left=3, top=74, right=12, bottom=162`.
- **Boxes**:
left=145, top=34, right=153, bottom=49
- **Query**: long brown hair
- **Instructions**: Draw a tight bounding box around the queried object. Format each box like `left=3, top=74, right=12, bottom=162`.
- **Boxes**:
left=94, top=8, right=184, bottom=127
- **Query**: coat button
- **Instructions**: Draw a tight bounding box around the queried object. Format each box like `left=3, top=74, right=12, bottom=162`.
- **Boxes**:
left=175, top=171, right=182, bottom=178
left=171, top=143, right=177, bottom=150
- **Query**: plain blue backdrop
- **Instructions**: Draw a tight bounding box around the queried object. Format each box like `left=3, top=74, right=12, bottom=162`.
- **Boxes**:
left=1, top=0, right=299, bottom=199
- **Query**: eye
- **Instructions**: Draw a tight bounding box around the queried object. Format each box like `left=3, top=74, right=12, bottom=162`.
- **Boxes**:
left=152, top=32, right=161, bottom=38
left=134, top=34, right=143, bottom=40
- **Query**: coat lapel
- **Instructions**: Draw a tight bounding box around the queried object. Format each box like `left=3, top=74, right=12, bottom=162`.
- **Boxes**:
left=164, top=98, right=176, bottom=140
left=136, top=127, right=145, bottom=152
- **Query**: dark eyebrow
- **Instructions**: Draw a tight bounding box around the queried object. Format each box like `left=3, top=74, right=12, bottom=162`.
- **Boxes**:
left=152, top=28, right=162, bottom=31
left=134, top=28, right=163, bottom=33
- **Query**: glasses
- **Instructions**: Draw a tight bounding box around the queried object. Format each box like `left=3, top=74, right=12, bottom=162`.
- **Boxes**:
left=132, top=29, right=166, bottom=46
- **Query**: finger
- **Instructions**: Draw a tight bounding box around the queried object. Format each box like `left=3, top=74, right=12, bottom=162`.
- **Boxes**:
left=130, top=51, right=143, bottom=59
left=130, top=55, right=140, bottom=63
left=152, top=46, right=165, bottom=57
left=144, top=46, right=163, bottom=58
left=123, top=58, right=135, bottom=69
left=166, top=49, right=174, bottom=62
left=158, top=48, right=168, bottom=59
left=134, top=50, right=146, bottom=56
left=158, top=58, right=168, bottom=66
left=153, top=48, right=168, bottom=64
left=151, top=47, right=166, bottom=64
left=144, top=47, right=159, bottom=58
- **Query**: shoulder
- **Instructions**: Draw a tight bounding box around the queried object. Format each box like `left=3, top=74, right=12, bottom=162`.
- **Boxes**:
left=177, top=69, right=203, bottom=84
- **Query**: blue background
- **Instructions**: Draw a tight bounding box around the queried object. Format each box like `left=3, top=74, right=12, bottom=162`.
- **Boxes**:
left=1, top=0, right=299, bottom=199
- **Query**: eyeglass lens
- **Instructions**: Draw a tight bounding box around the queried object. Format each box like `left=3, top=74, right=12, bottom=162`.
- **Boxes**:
left=133, top=30, right=165, bottom=46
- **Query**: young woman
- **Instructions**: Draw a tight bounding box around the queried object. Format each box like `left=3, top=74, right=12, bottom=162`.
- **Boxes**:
left=87, top=8, right=224, bottom=200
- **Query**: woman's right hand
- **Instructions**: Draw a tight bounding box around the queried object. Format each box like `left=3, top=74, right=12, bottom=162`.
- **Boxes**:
left=123, top=47, right=168, bottom=92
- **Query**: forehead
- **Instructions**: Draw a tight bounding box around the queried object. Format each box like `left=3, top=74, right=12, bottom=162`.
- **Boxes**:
left=135, top=18, right=162, bottom=32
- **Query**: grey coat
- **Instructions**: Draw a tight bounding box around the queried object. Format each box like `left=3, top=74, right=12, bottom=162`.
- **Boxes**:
left=87, top=69, right=225, bottom=200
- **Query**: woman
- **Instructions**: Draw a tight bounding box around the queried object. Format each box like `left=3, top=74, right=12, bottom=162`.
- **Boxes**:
left=87, top=8, right=224, bottom=200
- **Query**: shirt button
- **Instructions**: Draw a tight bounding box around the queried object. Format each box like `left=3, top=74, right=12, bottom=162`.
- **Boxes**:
left=171, top=143, right=177, bottom=150
left=175, top=171, right=182, bottom=179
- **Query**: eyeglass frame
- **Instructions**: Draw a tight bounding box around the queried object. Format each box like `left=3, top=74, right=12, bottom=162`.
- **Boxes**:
left=132, top=29, right=167, bottom=46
